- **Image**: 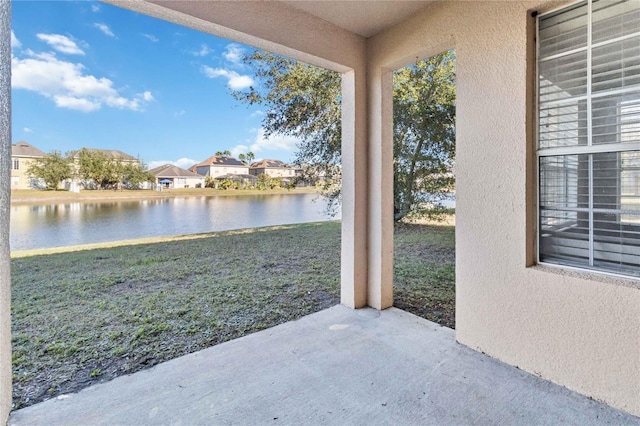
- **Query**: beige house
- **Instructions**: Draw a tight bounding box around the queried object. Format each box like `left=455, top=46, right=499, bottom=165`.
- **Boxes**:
left=10, top=141, right=44, bottom=190
left=249, top=159, right=296, bottom=179
left=190, top=155, right=249, bottom=178
left=149, top=164, right=205, bottom=189
left=1, top=0, right=640, bottom=422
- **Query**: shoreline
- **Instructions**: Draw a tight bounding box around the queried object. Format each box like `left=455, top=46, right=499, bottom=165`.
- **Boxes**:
left=10, top=187, right=320, bottom=206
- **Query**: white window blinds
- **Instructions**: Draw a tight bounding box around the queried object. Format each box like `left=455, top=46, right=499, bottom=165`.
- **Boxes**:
left=538, top=0, right=640, bottom=278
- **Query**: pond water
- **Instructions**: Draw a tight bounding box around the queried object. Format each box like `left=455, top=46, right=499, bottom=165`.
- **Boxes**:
left=10, top=193, right=338, bottom=251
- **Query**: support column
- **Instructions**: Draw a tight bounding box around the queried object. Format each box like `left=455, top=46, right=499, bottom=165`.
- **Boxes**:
left=367, top=66, right=394, bottom=309
left=0, top=1, right=11, bottom=422
left=340, top=70, right=368, bottom=308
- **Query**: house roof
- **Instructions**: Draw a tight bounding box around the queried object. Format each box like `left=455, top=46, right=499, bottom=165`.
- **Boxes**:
left=250, top=159, right=291, bottom=169
left=11, top=141, right=44, bottom=158
left=72, top=148, right=137, bottom=161
left=149, top=164, right=204, bottom=179
left=194, top=155, right=247, bottom=167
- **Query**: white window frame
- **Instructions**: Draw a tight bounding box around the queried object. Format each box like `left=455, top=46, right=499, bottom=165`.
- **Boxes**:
left=536, top=0, right=640, bottom=278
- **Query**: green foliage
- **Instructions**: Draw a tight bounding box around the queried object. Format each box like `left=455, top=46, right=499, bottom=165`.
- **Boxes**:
left=238, top=151, right=256, bottom=165
left=218, top=178, right=235, bottom=190
left=233, top=50, right=456, bottom=221
left=393, top=52, right=456, bottom=220
left=256, top=173, right=280, bottom=190
left=121, top=159, right=154, bottom=189
left=232, top=51, right=341, bottom=204
left=76, top=149, right=152, bottom=190
left=214, top=150, right=232, bottom=157
left=26, top=151, right=72, bottom=190
left=76, top=149, right=121, bottom=189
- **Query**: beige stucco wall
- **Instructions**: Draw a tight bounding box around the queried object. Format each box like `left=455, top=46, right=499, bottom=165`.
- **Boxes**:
left=370, top=1, right=640, bottom=416
left=0, top=1, right=11, bottom=423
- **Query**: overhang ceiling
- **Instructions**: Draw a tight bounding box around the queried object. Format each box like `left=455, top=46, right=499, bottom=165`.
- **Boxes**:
left=282, top=1, right=435, bottom=38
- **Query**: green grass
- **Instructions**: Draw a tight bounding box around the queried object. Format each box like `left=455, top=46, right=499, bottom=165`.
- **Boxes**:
left=11, top=220, right=455, bottom=409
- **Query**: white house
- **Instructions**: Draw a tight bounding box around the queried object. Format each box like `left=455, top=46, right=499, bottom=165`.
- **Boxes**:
left=190, top=155, right=249, bottom=178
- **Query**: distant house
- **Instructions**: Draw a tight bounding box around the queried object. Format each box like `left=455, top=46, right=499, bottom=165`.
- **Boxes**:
left=189, top=155, right=249, bottom=178
left=11, top=141, right=45, bottom=190
left=249, top=159, right=296, bottom=179
left=70, top=148, right=139, bottom=165
left=149, top=164, right=205, bottom=189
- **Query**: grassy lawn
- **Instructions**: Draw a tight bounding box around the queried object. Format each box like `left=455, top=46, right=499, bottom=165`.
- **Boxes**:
left=10, top=187, right=318, bottom=205
left=11, top=220, right=455, bottom=409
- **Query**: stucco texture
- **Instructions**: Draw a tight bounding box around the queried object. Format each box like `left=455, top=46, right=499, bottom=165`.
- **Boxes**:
left=0, top=1, right=11, bottom=423
left=369, top=1, right=639, bottom=416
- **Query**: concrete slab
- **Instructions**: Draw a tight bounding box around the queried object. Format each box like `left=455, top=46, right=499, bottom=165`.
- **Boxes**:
left=9, top=305, right=640, bottom=425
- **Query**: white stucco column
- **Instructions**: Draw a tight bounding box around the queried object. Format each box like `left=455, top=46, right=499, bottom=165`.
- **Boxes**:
left=367, top=65, right=394, bottom=310
left=341, top=70, right=369, bottom=308
left=0, top=1, right=11, bottom=423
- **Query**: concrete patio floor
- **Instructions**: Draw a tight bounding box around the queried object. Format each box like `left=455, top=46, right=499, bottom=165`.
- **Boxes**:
left=9, top=305, right=640, bottom=425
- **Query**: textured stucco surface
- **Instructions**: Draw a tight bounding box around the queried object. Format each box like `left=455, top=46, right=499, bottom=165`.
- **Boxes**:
left=0, top=1, right=11, bottom=423
left=369, top=1, right=640, bottom=416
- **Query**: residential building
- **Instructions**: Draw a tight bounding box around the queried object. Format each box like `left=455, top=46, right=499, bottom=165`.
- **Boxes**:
left=249, top=159, right=296, bottom=179
left=10, top=141, right=44, bottom=190
left=149, top=164, right=205, bottom=189
left=190, top=155, right=249, bottom=178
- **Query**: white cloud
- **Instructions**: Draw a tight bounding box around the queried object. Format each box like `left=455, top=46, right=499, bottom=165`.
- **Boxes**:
left=12, top=52, right=153, bottom=112
left=250, top=110, right=264, bottom=118
left=230, top=128, right=298, bottom=158
left=142, top=33, right=159, bottom=42
left=11, top=31, right=21, bottom=49
left=91, top=4, right=100, bottom=12
left=94, top=23, right=115, bottom=37
left=230, top=144, right=249, bottom=159
left=147, top=158, right=198, bottom=170
left=140, top=91, right=154, bottom=102
left=192, top=44, right=212, bottom=57
left=223, top=44, right=245, bottom=66
left=23, top=127, right=32, bottom=133
left=36, top=33, right=85, bottom=55
left=174, top=110, right=186, bottom=117
left=202, top=66, right=253, bottom=90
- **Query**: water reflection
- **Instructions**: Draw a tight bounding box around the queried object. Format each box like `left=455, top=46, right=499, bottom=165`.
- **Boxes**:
left=11, top=193, right=338, bottom=251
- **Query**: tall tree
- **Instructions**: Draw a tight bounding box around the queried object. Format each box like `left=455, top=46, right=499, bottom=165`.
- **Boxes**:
left=232, top=50, right=456, bottom=220
left=393, top=53, right=455, bottom=220
left=26, top=151, right=72, bottom=190
left=215, top=150, right=232, bottom=157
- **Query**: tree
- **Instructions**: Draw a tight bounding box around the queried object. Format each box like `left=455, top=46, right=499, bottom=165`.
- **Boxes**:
left=26, top=151, right=72, bottom=190
left=76, top=149, right=120, bottom=189
left=231, top=51, right=342, bottom=205
left=121, top=159, right=154, bottom=189
left=393, top=53, right=455, bottom=220
left=238, top=152, right=255, bottom=165
left=215, top=150, right=232, bottom=157
left=232, top=50, right=455, bottom=221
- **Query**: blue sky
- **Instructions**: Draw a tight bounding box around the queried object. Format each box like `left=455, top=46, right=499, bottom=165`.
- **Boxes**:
left=10, top=1, right=299, bottom=170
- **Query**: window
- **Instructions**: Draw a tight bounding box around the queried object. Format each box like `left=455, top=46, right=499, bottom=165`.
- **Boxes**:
left=537, top=0, right=640, bottom=278
left=13, top=159, right=19, bottom=170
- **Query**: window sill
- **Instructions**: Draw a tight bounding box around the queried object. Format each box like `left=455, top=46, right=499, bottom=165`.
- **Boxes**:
left=530, top=263, right=640, bottom=291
